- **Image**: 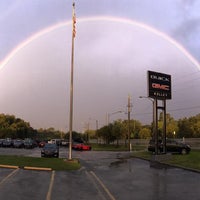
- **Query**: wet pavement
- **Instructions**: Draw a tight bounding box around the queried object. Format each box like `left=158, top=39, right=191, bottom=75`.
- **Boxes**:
left=0, top=148, right=200, bottom=200
left=77, top=151, right=200, bottom=200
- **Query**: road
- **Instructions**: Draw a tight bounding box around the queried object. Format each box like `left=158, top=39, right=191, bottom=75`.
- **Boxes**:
left=0, top=147, right=200, bottom=200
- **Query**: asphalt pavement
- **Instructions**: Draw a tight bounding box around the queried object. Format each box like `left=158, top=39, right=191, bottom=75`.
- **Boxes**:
left=0, top=147, right=200, bottom=200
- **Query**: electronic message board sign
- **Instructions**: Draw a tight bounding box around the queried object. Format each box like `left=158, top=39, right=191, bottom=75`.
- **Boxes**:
left=148, top=70, right=171, bottom=100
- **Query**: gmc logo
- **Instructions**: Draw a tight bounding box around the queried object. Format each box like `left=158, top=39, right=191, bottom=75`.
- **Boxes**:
left=152, top=83, right=169, bottom=91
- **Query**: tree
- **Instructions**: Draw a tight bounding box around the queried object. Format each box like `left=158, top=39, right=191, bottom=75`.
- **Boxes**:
left=158, top=112, right=178, bottom=138
left=96, top=124, right=115, bottom=144
left=139, top=128, right=151, bottom=139
left=0, top=114, right=35, bottom=139
left=177, top=118, right=193, bottom=138
left=112, top=120, right=123, bottom=145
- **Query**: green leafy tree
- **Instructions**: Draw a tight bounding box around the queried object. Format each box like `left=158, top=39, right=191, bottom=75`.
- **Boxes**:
left=112, top=120, right=123, bottom=145
left=158, top=113, right=178, bottom=138
left=96, top=124, right=116, bottom=144
left=139, top=127, right=151, bottom=139
left=177, top=118, right=193, bottom=138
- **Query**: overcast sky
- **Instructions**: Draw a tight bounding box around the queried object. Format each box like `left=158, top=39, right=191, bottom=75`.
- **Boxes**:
left=0, top=0, right=200, bottom=132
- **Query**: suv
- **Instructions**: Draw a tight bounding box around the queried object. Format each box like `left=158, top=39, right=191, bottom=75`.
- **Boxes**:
left=148, top=138, right=191, bottom=154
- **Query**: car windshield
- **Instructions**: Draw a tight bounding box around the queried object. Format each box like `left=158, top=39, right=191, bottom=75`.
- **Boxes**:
left=44, top=144, right=57, bottom=149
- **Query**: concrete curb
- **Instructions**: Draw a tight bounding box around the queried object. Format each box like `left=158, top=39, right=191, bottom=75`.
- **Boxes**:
left=0, top=164, right=52, bottom=171
left=0, top=164, right=19, bottom=169
left=131, top=155, right=200, bottom=174
left=24, top=166, right=52, bottom=171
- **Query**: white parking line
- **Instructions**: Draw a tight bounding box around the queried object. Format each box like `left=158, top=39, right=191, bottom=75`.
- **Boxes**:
left=90, top=171, right=116, bottom=200
left=85, top=170, right=107, bottom=200
left=46, top=170, right=55, bottom=200
left=0, top=168, right=19, bottom=187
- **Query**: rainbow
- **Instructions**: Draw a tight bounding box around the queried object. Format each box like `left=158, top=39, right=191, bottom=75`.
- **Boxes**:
left=0, top=16, right=199, bottom=70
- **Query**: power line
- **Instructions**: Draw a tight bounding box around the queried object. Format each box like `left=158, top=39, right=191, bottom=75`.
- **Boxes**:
left=135, top=105, right=200, bottom=117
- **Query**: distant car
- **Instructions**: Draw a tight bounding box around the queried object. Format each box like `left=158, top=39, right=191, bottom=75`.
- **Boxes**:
left=61, top=140, right=69, bottom=147
left=38, top=141, right=46, bottom=148
left=72, top=143, right=91, bottom=151
left=148, top=138, right=191, bottom=154
left=24, top=138, right=35, bottom=149
left=2, top=138, right=13, bottom=147
left=0, top=139, right=4, bottom=147
left=41, top=143, right=59, bottom=158
left=13, top=139, right=24, bottom=148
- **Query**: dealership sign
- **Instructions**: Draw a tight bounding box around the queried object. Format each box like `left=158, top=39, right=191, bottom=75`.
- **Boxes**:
left=148, top=70, right=171, bottom=100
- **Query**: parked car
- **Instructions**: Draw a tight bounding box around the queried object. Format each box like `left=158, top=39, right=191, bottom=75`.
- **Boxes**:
left=2, top=138, right=13, bottom=147
left=41, top=143, right=59, bottom=158
left=24, top=138, right=35, bottom=149
left=38, top=141, right=46, bottom=148
left=48, top=139, right=62, bottom=146
left=0, top=139, right=4, bottom=147
left=148, top=138, right=191, bottom=154
left=72, top=143, right=91, bottom=151
left=61, top=140, right=69, bottom=147
left=13, top=139, right=24, bottom=148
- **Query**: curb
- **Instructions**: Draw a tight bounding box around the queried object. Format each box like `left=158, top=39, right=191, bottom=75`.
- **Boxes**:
left=0, top=164, right=52, bottom=171
left=0, top=164, right=19, bottom=169
left=24, top=166, right=52, bottom=171
left=131, top=155, right=200, bottom=174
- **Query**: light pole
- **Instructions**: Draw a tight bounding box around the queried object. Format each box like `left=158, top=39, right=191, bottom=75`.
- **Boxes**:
left=139, top=96, right=154, bottom=126
left=139, top=96, right=159, bottom=154
left=107, top=110, right=123, bottom=125
left=127, top=95, right=132, bottom=152
left=139, top=96, right=154, bottom=119
left=89, top=118, right=99, bottom=143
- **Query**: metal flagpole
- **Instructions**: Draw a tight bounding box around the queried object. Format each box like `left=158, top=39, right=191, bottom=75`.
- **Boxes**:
left=68, top=2, right=76, bottom=160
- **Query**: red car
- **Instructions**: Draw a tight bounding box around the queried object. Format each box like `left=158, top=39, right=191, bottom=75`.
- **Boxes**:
left=38, top=141, right=46, bottom=148
left=72, top=143, right=91, bottom=151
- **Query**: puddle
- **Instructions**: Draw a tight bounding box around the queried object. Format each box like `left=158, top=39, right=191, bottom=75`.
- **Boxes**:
left=109, top=158, right=128, bottom=168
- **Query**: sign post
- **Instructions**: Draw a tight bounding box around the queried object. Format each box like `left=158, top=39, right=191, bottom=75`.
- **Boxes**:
left=147, top=71, right=172, bottom=154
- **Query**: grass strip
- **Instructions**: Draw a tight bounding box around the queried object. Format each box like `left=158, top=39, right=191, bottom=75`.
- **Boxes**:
left=0, top=155, right=80, bottom=171
left=131, top=150, right=200, bottom=171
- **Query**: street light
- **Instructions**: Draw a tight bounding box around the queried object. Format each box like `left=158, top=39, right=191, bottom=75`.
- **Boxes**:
left=139, top=96, right=158, bottom=154
left=107, top=110, right=124, bottom=125
left=139, top=96, right=154, bottom=124
left=89, top=118, right=99, bottom=143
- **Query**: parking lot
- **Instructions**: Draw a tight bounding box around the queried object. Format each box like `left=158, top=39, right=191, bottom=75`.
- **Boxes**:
left=0, top=147, right=200, bottom=200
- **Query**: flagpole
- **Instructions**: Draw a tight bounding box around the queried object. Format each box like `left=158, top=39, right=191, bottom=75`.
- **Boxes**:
left=68, top=2, right=76, bottom=160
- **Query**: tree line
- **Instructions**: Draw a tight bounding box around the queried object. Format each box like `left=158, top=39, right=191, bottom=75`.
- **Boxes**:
left=87, top=113, right=200, bottom=144
left=0, top=113, right=200, bottom=143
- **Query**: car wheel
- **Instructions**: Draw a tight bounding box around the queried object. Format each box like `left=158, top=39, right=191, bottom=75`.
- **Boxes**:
left=181, top=149, right=187, bottom=155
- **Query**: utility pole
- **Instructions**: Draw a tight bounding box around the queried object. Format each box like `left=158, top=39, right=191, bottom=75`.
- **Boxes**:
left=127, top=95, right=132, bottom=151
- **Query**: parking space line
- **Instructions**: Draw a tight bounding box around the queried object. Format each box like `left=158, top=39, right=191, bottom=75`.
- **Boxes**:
left=46, top=170, right=55, bottom=200
left=0, top=168, right=19, bottom=187
left=85, top=170, right=107, bottom=200
left=90, top=171, right=116, bottom=200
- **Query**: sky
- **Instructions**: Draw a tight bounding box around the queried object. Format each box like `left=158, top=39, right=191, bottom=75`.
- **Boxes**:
left=0, top=0, right=200, bottom=132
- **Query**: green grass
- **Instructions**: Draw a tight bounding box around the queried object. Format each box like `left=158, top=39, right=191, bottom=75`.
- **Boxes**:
left=131, top=150, right=200, bottom=171
left=165, top=150, right=200, bottom=170
left=0, top=155, right=81, bottom=171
